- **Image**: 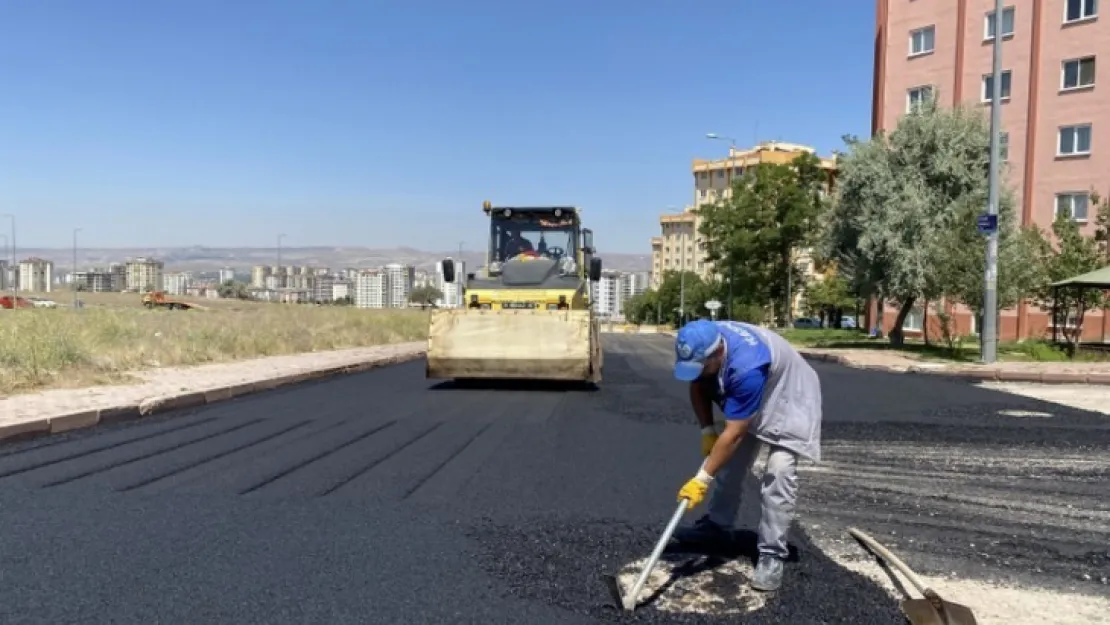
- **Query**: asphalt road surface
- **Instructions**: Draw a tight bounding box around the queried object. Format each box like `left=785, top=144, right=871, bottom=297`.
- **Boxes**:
left=0, top=335, right=1106, bottom=624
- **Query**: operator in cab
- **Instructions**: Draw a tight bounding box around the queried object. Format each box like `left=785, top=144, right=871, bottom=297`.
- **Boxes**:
left=503, top=230, right=535, bottom=258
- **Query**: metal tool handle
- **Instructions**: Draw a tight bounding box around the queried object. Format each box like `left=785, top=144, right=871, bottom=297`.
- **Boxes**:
left=623, top=498, right=690, bottom=610
left=847, top=527, right=929, bottom=597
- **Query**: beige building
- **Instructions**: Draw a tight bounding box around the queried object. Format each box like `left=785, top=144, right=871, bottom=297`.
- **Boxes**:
left=873, top=0, right=1110, bottom=340
left=125, top=257, right=164, bottom=292
left=650, top=141, right=838, bottom=315
left=18, top=258, right=53, bottom=293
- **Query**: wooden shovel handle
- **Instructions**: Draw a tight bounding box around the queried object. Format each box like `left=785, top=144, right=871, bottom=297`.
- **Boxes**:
left=847, top=527, right=929, bottom=597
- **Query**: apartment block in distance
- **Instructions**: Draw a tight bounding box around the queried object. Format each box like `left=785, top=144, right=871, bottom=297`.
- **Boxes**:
left=650, top=141, right=837, bottom=316
left=873, top=0, right=1108, bottom=340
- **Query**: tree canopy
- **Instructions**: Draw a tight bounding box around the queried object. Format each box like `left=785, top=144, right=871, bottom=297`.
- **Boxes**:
left=695, top=152, right=828, bottom=325
left=823, top=98, right=1041, bottom=344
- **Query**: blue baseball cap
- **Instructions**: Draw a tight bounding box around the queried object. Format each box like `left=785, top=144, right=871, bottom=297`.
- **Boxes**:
left=673, top=319, right=723, bottom=381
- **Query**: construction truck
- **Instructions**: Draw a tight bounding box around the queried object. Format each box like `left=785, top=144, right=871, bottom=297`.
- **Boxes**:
left=141, top=291, right=205, bottom=310
left=426, top=201, right=604, bottom=384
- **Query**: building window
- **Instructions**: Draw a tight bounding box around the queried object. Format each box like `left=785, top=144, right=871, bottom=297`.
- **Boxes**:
left=902, top=307, right=924, bottom=332
left=981, top=70, right=1012, bottom=101
left=906, top=85, right=934, bottom=112
left=1058, top=124, right=1092, bottom=156
left=909, top=26, right=935, bottom=56
left=999, top=132, right=1010, bottom=161
left=1056, top=192, right=1090, bottom=221
left=1064, top=0, right=1097, bottom=23
left=1061, top=57, right=1096, bottom=90
left=985, top=6, right=1016, bottom=39
left=734, top=168, right=743, bottom=176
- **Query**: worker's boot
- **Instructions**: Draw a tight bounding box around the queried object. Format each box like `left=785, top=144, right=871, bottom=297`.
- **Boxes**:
left=671, top=515, right=731, bottom=546
left=750, top=554, right=784, bottom=592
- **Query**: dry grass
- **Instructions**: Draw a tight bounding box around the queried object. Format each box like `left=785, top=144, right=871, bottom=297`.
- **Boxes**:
left=0, top=291, right=429, bottom=396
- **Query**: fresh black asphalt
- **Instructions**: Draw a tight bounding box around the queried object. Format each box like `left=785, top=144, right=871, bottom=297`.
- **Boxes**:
left=0, top=334, right=1106, bottom=624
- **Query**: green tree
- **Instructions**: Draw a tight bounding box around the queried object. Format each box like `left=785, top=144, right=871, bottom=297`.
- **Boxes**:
left=1029, top=214, right=1104, bottom=351
left=697, top=152, right=827, bottom=326
left=824, top=98, right=1031, bottom=345
left=217, top=280, right=251, bottom=300
left=623, top=289, right=659, bottom=324
left=802, top=270, right=856, bottom=328
left=409, top=285, right=443, bottom=308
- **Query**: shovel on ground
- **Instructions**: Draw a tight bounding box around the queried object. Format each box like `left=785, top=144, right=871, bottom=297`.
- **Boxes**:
left=848, top=527, right=979, bottom=625
left=604, top=498, right=690, bottom=612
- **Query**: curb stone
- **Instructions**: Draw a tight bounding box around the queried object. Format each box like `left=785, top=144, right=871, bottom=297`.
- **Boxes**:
left=798, top=350, right=1110, bottom=385
left=0, top=349, right=425, bottom=445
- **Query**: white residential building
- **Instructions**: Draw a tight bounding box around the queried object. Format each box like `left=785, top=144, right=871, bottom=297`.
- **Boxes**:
left=163, top=272, right=192, bottom=295
left=354, top=271, right=387, bottom=308
left=218, top=268, right=235, bottom=284
left=18, top=258, right=53, bottom=293
left=384, top=263, right=415, bottom=308
left=592, top=270, right=622, bottom=319
left=125, top=257, right=164, bottom=292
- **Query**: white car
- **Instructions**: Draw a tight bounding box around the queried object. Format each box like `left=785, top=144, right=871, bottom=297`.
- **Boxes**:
left=27, top=297, right=57, bottom=308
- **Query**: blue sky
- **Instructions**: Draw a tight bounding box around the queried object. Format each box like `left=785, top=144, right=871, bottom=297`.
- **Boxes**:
left=0, top=0, right=875, bottom=254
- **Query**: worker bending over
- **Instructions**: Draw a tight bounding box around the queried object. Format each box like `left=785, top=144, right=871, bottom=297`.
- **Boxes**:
left=670, top=319, right=823, bottom=592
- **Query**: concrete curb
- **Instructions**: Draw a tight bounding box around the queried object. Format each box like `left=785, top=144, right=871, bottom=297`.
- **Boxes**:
left=798, top=351, right=1110, bottom=385
left=0, top=349, right=425, bottom=445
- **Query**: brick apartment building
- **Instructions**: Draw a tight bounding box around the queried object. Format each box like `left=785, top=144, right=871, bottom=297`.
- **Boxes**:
left=871, top=0, right=1108, bottom=341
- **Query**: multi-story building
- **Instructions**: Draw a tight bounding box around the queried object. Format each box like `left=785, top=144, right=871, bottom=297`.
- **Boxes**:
left=650, top=141, right=838, bottom=288
left=124, top=257, right=164, bottom=292
left=250, top=265, right=271, bottom=288
left=73, top=269, right=116, bottom=293
left=873, top=0, right=1107, bottom=339
left=353, top=270, right=387, bottom=308
left=619, top=271, right=650, bottom=309
left=0, top=260, right=9, bottom=291
left=384, top=263, right=415, bottom=308
left=18, top=258, right=53, bottom=292
left=592, top=270, right=622, bottom=318
left=163, top=272, right=192, bottom=295
left=218, top=267, right=235, bottom=284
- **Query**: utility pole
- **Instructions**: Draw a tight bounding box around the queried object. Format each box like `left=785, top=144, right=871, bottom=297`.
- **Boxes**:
left=1, top=214, right=15, bottom=301
left=277, top=233, right=286, bottom=289
left=72, top=228, right=82, bottom=308
left=982, top=0, right=1004, bottom=363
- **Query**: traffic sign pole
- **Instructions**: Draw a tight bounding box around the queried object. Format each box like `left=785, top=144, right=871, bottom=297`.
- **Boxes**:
left=982, top=0, right=1003, bottom=364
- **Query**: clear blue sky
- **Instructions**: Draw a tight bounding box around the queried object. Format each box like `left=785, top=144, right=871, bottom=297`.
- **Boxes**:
left=0, top=0, right=875, bottom=254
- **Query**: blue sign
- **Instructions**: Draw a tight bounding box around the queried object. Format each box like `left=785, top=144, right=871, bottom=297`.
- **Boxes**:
left=977, top=213, right=998, bottom=234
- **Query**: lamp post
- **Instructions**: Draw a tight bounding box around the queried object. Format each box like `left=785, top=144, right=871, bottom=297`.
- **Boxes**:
left=1, top=214, right=14, bottom=300
left=981, top=0, right=1004, bottom=363
left=72, top=228, right=82, bottom=308
left=706, top=133, right=738, bottom=320
left=277, top=233, right=286, bottom=289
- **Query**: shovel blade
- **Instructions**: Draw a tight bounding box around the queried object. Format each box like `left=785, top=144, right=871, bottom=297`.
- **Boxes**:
left=603, top=574, right=635, bottom=612
left=902, top=598, right=979, bottom=625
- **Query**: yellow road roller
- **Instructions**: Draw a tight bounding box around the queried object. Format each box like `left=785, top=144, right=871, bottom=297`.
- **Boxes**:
left=426, top=201, right=604, bottom=384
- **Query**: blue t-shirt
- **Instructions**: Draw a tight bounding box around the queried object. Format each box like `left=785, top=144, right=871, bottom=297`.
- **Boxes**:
left=713, top=321, right=772, bottom=422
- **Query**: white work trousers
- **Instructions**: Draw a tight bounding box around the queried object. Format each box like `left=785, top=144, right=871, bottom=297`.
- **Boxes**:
left=706, top=434, right=798, bottom=560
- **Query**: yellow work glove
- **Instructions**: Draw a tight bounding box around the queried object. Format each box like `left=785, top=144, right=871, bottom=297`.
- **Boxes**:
left=700, top=426, right=719, bottom=457
left=677, top=469, right=713, bottom=508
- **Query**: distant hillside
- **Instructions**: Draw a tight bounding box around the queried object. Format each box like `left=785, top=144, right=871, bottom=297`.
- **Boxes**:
left=16, top=246, right=652, bottom=274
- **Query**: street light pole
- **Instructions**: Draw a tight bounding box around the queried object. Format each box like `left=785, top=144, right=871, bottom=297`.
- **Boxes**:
left=72, top=228, right=82, bottom=308
left=706, top=133, right=738, bottom=320
left=277, top=233, right=286, bottom=288
left=1, top=214, right=15, bottom=300
left=982, top=0, right=1004, bottom=363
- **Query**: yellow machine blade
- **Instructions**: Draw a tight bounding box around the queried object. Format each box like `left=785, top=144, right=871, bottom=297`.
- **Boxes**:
left=426, top=308, right=601, bottom=382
